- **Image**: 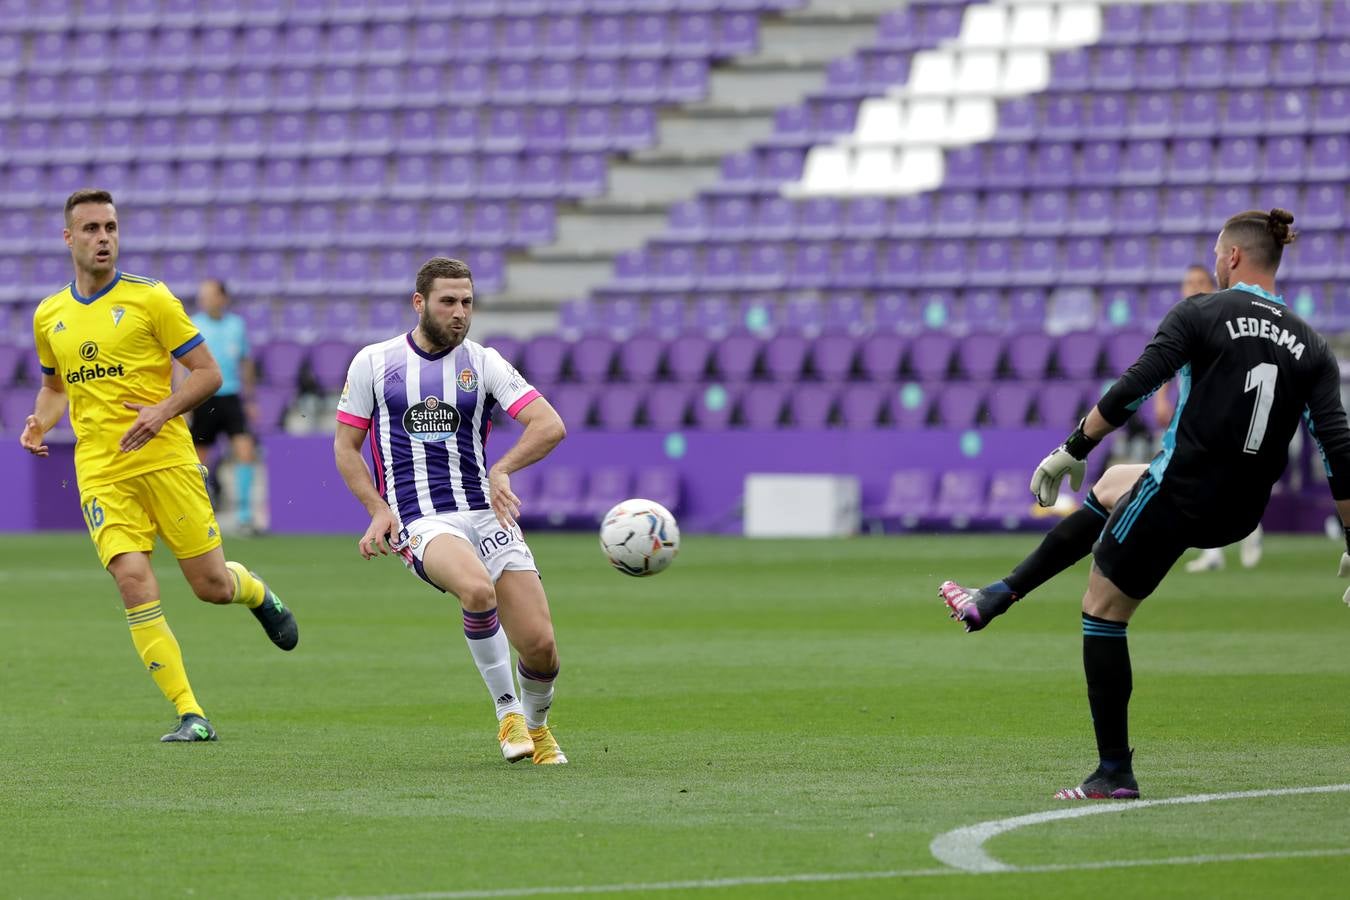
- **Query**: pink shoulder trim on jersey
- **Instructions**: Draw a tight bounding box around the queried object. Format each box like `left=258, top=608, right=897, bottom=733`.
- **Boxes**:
left=506, top=389, right=542, bottom=419
left=336, top=410, right=371, bottom=430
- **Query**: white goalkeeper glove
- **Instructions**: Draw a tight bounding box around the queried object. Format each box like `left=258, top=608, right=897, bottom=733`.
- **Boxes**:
left=1030, top=418, right=1101, bottom=508
left=1031, top=448, right=1086, bottom=507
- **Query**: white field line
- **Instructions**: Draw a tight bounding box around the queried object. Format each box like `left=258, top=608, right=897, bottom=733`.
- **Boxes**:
left=337, top=783, right=1350, bottom=900
left=930, top=783, right=1350, bottom=873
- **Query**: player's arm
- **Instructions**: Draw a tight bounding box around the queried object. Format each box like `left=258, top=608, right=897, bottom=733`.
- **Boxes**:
left=333, top=421, right=401, bottom=559
left=120, top=341, right=223, bottom=452
left=488, top=396, right=567, bottom=529
left=20, top=372, right=69, bottom=458
left=1031, top=304, right=1195, bottom=505
left=1301, top=349, right=1350, bottom=604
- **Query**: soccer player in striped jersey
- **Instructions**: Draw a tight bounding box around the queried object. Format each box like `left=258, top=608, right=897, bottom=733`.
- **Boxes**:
left=21, top=189, right=297, bottom=743
left=333, top=257, right=569, bottom=765
left=943, top=209, right=1350, bottom=800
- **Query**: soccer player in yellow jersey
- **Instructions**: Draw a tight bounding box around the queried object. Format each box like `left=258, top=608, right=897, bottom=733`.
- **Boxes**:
left=20, top=189, right=299, bottom=743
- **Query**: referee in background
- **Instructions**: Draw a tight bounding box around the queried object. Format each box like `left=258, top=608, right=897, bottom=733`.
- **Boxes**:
left=190, top=279, right=262, bottom=535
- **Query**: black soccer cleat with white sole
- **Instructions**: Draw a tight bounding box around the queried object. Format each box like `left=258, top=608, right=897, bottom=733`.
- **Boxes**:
left=1055, top=760, right=1140, bottom=800
left=161, top=713, right=218, bottom=743
left=939, top=580, right=1018, bottom=633
left=250, top=574, right=299, bottom=651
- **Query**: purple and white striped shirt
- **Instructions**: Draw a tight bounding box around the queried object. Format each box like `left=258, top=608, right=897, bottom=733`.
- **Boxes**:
left=336, top=333, right=540, bottom=525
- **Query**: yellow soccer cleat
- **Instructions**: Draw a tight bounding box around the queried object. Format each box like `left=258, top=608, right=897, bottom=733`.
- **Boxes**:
left=528, top=725, right=568, bottom=765
left=497, top=713, right=534, bottom=763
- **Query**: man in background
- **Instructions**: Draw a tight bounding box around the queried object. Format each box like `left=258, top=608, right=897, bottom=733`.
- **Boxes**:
left=191, top=279, right=262, bottom=535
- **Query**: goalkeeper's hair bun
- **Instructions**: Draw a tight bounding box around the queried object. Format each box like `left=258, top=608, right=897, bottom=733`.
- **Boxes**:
left=1267, top=208, right=1296, bottom=245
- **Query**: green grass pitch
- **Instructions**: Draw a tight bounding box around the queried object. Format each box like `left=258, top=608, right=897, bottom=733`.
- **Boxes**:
left=1, top=531, right=1347, bottom=899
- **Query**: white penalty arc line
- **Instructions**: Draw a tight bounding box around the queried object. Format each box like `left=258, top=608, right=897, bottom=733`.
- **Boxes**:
left=337, top=784, right=1350, bottom=900
left=929, top=783, right=1350, bottom=873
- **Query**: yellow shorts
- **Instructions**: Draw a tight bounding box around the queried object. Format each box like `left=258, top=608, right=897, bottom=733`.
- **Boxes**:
left=79, top=464, right=222, bottom=568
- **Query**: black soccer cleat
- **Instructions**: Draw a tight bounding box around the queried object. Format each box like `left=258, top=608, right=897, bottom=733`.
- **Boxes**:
left=161, top=713, right=218, bottom=743
left=1055, top=758, right=1141, bottom=800
left=939, top=580, right=1018, bottom=633
left=250, top=574, right=299, bottom=651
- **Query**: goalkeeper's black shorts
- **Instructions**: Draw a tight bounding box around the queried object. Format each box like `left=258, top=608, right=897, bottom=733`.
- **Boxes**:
left=1092, top=472, right=1255, bottom=600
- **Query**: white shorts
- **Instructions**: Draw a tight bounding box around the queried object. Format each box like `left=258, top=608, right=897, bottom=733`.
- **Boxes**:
left=396, top=509, right=538, bottom=590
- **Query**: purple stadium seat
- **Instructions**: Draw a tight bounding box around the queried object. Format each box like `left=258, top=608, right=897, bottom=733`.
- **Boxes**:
left=1006, top=333, right=1054, bottom=380
left=571, top=335, right=618, bottom=383
left=643, top=384, right=691, bottom=430
left=1308, top=136, right=1350, bottom=181
left=251, top=386, right=292, bottom=435
left=1162, top=187, right=1206, bottom=232
left=616, top=335, right=665, bottom=383
left=1069, top=190, right=1112, bottom=235
left=933, top=383, right=983, bottom=428
left=689, top=383, right=736, bottom=430
left=763, top=334, right=809, bottom=381
left=879, top=469, right=937, bottom=530
left=907, top=333, right=954, bottom=380
left=889, top=380, right=928, bottom=428
left=858, top=333, right=905, bottom=381
left=1175, top=93, right=1219, bottom=137
left=954, top=333, right=1002, bottom=380
left=789, top=383, right=835, bottom=428
left=666, top=335, right=714, bottom=382
left=1303, top=185, right=1346, bottom=230
left=532, top=465, right=587, bottom=526
left=548, top=385, right=595, bottom=432
left=837, top=384, right=889, bottom=430
left=1055, top=331, right=1103, bottom=379
left=632, top=465, right=681, bottom=513
left=980, top=470, right=1035, bottom=529
left=712, top=335, right=761, bottom=382
left=1036, top=382, right=1087, bottom=427
left=986, top=383, right=1034, bottom=428
left=1279, top=0, right=1325, bottom=39
left=593, top=384, right=644, bottom=430
left=739, top=383, right=787, bottom=429
left=308, top=339, right=358, bottom=393
left=258, top=340, right=307, bottom=388
left=811, top=334, right=856, bottom=381
left=1313, top=89, right=1350, bottom=134
left=933, top=470, right=986, bottom=529
left=521, top=336, right=568, bottom=385
left=579, top=466, right=634, bottom=521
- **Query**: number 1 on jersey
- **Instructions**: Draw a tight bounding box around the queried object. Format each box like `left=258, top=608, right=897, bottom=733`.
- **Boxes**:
left=1243, top=362, right=1277, bottom=454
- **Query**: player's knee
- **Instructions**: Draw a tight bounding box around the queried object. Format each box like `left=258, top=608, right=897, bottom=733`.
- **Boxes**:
left=520, top=630, right=558, bottom=671
left=193, top=570, right=235, bottom=605
left=458, top=582, right=497, bottom=612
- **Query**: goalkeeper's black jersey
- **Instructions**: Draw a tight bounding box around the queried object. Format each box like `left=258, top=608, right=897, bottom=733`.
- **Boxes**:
left=1097, top=283, right=1350, bottom=524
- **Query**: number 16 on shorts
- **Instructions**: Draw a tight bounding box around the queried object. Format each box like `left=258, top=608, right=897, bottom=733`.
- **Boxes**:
left=82, top=497, right=105, bottom=532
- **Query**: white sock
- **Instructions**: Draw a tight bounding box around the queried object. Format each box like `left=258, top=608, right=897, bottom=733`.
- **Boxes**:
left=517, top=660, right=558, bottom=730
left=462, top=608, right=522, bottom=720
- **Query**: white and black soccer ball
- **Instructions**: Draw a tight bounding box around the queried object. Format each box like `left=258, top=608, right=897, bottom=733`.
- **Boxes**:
left=599, top=499, right=680, bottom=577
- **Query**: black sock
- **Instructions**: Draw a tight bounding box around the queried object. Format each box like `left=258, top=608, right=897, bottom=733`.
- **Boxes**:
left=1082, top=612, right=1132, bottom=769
left=1004, top=490, right=1109, bottom=597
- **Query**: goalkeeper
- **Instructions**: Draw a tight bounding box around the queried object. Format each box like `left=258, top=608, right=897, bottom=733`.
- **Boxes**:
left=938, top=209, right=1350, bottom=800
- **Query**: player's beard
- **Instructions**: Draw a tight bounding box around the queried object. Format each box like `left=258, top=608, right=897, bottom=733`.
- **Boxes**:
left=1215, top=259, right=1231, bottom=290
left=419, top=310, right=466, bottom=351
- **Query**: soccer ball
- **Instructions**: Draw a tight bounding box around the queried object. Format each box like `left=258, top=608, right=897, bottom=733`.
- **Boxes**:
left=599, top=499, right=680, bottom=577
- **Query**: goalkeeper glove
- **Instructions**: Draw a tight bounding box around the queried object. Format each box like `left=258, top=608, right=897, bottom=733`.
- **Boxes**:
left=1030, top=418, right=1101, bottom=508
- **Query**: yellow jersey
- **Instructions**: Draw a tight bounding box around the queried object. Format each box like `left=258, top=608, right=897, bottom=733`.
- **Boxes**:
left=33, top=270, right=204, bottom=489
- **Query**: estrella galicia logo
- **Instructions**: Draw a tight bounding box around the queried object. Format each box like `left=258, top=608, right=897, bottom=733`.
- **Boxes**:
left=80, top=341, right=99, bottom=361
left=402, top=395, right=460, bottom=442
left=457, top=368, right=478, bottom=392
